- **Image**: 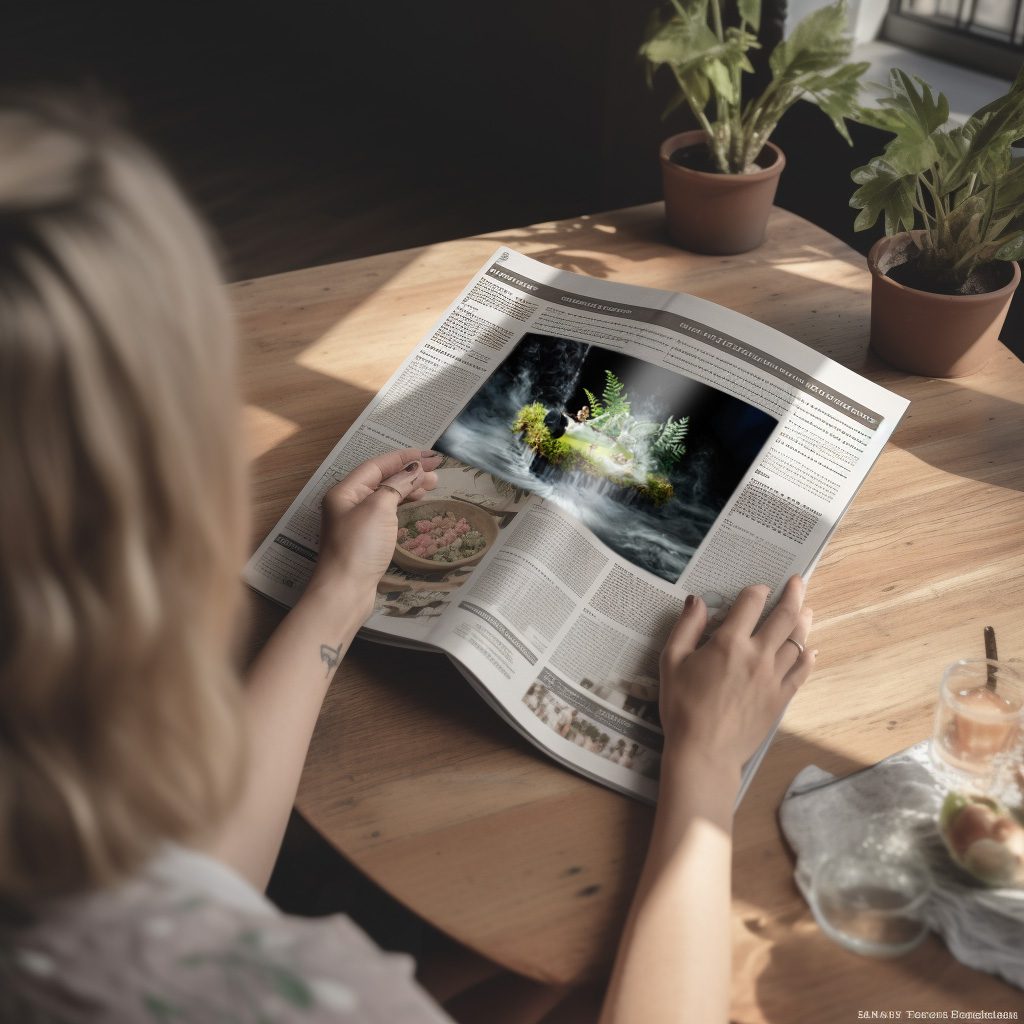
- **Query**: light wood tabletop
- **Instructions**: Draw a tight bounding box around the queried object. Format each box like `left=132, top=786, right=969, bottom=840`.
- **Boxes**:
left=235, top=204, right=1024, bottom=1020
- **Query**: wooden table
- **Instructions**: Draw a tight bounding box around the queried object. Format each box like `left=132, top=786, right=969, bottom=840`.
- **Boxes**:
left=236, top=204, right=1024, bottom=1020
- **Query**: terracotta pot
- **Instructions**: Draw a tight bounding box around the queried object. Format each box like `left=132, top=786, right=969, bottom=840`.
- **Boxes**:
left=867, top=233, right=1021, bottom=378
left=659, top=130, right=785, bottom=255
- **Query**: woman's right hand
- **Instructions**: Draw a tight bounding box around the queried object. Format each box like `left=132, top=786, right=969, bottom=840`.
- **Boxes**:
left=599, top=577, right=815, bottom=1024
left=658, top=576, right=816, bottom=787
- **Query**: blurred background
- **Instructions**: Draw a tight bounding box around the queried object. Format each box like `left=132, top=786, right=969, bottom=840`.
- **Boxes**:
left=3, top=0, right=1020, bottom=354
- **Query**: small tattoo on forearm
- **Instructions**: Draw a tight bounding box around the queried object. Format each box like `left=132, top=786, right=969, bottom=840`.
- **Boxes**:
left=320, top=642, right=342, bottom=677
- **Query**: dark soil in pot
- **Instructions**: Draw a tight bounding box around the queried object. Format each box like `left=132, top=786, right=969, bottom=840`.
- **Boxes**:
left=873, top=234, right=1016, bottom=296
left=668, top=143, right=777, bottom=176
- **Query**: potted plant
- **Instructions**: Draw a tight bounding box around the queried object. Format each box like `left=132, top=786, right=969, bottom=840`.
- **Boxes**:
left=851, top=69, right=1024, bottom=377
left=640, top=0, right=867, bottom=254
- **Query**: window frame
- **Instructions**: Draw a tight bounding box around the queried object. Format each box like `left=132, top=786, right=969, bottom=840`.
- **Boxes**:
left=882, top=0, right=1022, bottom=79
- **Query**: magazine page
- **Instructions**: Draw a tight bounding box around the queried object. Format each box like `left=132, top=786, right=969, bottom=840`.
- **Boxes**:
left=243, top=256, right=550, bottom=647
left=243, top=247, right=907, bottom=799
left=414, top=250, right=907, bottom=799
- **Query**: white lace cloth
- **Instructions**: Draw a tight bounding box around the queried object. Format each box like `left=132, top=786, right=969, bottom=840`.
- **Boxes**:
left=779, top=741, right=1024, bottom=990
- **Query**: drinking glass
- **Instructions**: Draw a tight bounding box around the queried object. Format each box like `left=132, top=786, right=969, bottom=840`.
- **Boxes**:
left=930, top=659, right=1024, bottom=791
left=808, top=808, right=934, bottom=958
left=811, top=851, right=931, bottom=958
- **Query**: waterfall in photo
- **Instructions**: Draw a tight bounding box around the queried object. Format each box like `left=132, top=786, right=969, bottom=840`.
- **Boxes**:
left=437, top=333, right=775, bottom=584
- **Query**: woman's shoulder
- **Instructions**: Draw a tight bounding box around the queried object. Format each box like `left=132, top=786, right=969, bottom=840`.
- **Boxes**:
left=1, top=845, right=453, bottom=1024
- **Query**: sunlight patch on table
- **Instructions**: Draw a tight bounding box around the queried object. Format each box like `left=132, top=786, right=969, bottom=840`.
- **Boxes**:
left=243, top=405, right=298, bottom=459
left=763, top=258, right=868, bottom=292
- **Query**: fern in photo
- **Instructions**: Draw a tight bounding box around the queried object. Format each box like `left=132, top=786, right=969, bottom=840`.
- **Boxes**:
left=601, top=370, right=629, bottom=418
left=653, top=415, right=689, bottom=471
left=582, top=387, right=604, bottom=417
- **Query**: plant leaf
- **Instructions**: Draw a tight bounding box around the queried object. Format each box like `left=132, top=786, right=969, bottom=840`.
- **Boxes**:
left=770, top=0, right=853, bottom=79
left=995, top=231, right=1024, bottom=260
left=865, top=71, right=948, bottom=177
left=994, top=159, right=1024, bottom=214
left=849, top=156, right=917, bottom=234
left=738, top=0, right=761, bottom=32
left=705, top=58, right=736, bottom=103
left=802, top=61, right=869, bottom=143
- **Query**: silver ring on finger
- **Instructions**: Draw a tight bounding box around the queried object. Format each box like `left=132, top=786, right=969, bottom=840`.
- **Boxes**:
left=377, top=483, right=403, bottom=499
left=784, top=636, right=805, bottom=655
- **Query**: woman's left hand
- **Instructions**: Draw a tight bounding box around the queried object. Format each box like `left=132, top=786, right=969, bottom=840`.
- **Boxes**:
left=306, top=448, right=442, bottom=614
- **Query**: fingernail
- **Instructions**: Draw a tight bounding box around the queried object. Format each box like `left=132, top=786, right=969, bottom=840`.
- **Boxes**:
left=684, top=594, right=694, bottom=610
left=421, top=449, right=440, bottom=459
left=404, top=461, right=421, bottom=474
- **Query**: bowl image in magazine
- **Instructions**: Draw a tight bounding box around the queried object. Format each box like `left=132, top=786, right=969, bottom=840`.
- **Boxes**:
left=393, top=498, right=499, bottom=573
left=436, top=331, right=778, bottom=583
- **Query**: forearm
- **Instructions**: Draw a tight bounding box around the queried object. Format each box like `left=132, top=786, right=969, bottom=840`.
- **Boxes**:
left=599, top=753, right=739, bottom=1024
left=209, top=577, right=370, bottom=888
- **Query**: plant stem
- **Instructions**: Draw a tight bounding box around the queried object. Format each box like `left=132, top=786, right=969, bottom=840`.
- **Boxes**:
left=921, top=172, right=947, bottom=251
left=672, top=69, right=727, bottom=172
left=914, top=181, right=935, bottom=229
left=709, top=0, right=724, bottom=42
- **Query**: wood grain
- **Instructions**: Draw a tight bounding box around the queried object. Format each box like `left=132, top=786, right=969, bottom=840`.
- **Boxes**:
left=234, top=204, right=1024, bottom=1017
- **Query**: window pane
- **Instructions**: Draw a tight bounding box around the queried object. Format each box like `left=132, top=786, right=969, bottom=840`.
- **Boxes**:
left=974, top=0, right=1015, bottom=34
left=897, top=0, right=1024, bottom=43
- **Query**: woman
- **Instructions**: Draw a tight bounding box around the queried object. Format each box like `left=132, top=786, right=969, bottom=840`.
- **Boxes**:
left=0, top=98, right=814, bottom=1023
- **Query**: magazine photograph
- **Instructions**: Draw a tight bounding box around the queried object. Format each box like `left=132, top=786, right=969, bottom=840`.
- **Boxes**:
left=437, top=332, right=777, bottom=582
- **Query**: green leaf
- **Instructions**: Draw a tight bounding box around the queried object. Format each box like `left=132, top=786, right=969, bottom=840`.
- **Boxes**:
left=953, top=89, right=1024, bottom=187
left=892, top=68, right=949, bottom=136
left=945, top=191, right=989, bottom=252
left=995, top=231, right=1024, bottom=260
left=641, top=0, right=761, bottom=129
left=849, top=156, right=917, bottom=234
left=770, top=0, right=853, bottom=80
left=705, top=58, right=736, bottom=103
left=802, top=61, right=869, bottom=144
left=861, top=71, right=948, bottom=178
left=994, top=160, right=1024, bottom=214
left=738, top=0, right=761, bottom=32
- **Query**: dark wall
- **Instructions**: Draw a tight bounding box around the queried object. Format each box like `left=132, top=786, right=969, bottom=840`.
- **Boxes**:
left=3, top=1, right=1020, bottom=355
left=0, top=2, right=678, bottom=277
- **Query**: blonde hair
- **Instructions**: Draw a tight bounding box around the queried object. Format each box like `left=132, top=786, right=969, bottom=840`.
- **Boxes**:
left=0, top=96, right=248, bottom=912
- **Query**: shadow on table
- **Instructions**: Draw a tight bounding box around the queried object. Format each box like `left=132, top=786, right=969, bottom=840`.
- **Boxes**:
left=872, top=360, right=1024, bottom=495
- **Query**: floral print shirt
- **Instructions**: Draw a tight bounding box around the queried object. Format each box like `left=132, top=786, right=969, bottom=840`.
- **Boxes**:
left=0, top=846, right=454, bottom=1023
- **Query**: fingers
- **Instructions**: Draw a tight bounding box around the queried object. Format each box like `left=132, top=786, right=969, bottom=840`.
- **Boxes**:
left=781, top=644, right=817, bottom=699
left=717, top=583, right=771, bottom=640
left=367, top=460, right=425, bottom=506
left=661, top=595, right=708, bottom=674
left=329, top=449, right=443, bottom=509
left=774, top=605, right=813, bottom=675
left=757, top=575, right=806, bottom=650
left=402, top=471, right=439, bottom=504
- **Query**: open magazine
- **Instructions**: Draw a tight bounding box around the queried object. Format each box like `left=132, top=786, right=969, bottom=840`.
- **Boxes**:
left=244, top=249, right=909, bottom=803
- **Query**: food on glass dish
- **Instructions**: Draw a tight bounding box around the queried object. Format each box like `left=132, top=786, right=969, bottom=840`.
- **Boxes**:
left=939, top=792, right=1024, bottom=888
